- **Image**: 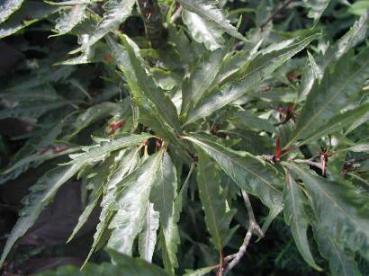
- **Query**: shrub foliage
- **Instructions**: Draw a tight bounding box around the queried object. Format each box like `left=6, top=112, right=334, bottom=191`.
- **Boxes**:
left=0, top=0, right=369, bottom=275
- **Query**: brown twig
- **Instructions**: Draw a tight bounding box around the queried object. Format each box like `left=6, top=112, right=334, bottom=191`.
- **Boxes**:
left=224, top=191, right=263, bottom=274
left=260, top=0, right=294, bottom=29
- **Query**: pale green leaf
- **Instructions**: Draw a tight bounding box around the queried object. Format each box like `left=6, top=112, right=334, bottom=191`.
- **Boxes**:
left=84, top=148, right=141, bottom=265
left=67, top=157, right=116, bottom=243
left=303, top=0, right=331, bottom=21
left=150, top=152, right=180, bottom=273
left=0, top=1, right=59, bottom=39
left=349, top=1, right=369, bottom=16
left=313, top=226, right=361, bottom=276
left=301, top=12, right=369, bottom=98
left=177, top=0, right=245, bottom=41
left=80, top=0, right=135, bottom=51
left=286, top=162, right=369, bottom=261
left=181, top=48, right=225, bottom=119
left=289, top=48, right=369, bottom=146
left=298, top=103, right=369, bottom=145
left=0, top=0, right=24, bottom=24
left=106, top=35, right=181, bottom=134
left=138, top=203, right=160, bottom=263
left=107, top=152, right=163, bottom=255
left=68, top=102, right=124, bottom=138
left=52, top=3, right=88, bottom=36
left=284, top=173, right=321, bottom=270
left=186, top=33, right=318, bottom=124
left=197, top=153, right=234, bottom=251
left=182, top=10, right=224, bottom=51
left=184, top=134, right=283, bottom=215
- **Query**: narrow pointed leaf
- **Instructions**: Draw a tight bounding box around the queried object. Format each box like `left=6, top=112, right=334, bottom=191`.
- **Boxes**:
left=106, top=35, right=180, bottom=134
left=0, top=0, right=25, bottom=24
left=138, top=203, right=160, bottom=263
left=67, top=158, right=116, bottom=243
left=186, top=33, right=318, bottom=124
left=107, top=152, right=163, bottom=255
left=177, top=0, right=245, bottom=41
left=303, top=0, right=331, bottom=21
left=286, top=162, right=369, bottom=261
left=52, top=3, right=87, bottom=36
left=289, top=47, right=369, bottom=146
left=313, top=226, right=361, bottom=276
left=300, top=12, right=369, bottom=98
left=299, top=103, right=369, bottom=145
left=150, top=152, right=180, bottom=272
left=182, top=10, right=224, bottom=51
left=84, top=148, right=141, bottom=263
left=184, top=134, right=283, bottom=213
left=181, top=48, right=225, bottom=119
left=284, top=173, right=321, bottom=270
left=0, top=1, right=59, bottom=39
left=80, top=0, right=135, bottom=50
left=197, top=153, right=234, bottom=251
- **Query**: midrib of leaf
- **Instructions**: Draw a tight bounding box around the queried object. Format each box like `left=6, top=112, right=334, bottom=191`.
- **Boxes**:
left=184, top=135, right=280, bottom=193
left=199, top=172, right=222, bottom=250
left=288, top=59, right=369, bottom=147
left=328, top=235, right=348, bottom=276
left=287, top=164, right=361, bottom=228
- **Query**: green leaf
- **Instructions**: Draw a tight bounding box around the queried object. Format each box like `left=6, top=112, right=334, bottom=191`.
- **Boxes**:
left=138, top=203, right=160, bottom=263
left=0, top=1, right=59, bottom=39
left=84, top=148, right=141, bottom=265
left=284, top=173, right=321, bottom=270
left=52, top=3, right=88, bottom=36
left=289, top=47, right=369, bottom=146
left=0, top=147, right=80, bottom=186
left=301, top=12, right=369, bottom=98
left=69, top=133, right=151, bottom=164
left=0, top=164, right=81, bottom=266
left=80, top=0, right=136, bottom=51
left=150, top=152, right=180, bottom=273
left=177, top=0, right=245, bottom=41
left=313, top=226, right=361, bottom=276
left=298, top=103, right=369, bottom=145
left=106, top=35, right=181, bottom=136
left=107, top=152, right=163, bottom=255
left=67, top=102, right=124, bottom=138
left=303, top=0, right=331, bottom=21
left=184, top=134, right=283, bottom=215
left=39, top=251, right=169, bottom=275
left=181, top=48, right=225, bottom=120
left=0, top=0, right=24, bottom=24
left=286, top=162, right=369, bottom=261
left=349, top=1, right=369, bottom=16
left=197, top=153, right=234, bottom=251
left=186, top=33, right=318, bottom=124
left=67, top=157, right=116, bottom=243
left=182, top=10, right=224, bottom=51
left=0, top=101, right=73, bottom=120
left=230, top=110, right=275, bottom=133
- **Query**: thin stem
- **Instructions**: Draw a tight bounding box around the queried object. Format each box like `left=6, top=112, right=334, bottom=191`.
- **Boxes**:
left=260, top=0, right=293, bottom=29
left=293, top=159, right=323, bottom=170
left=224, top=191, right=263, bottom=274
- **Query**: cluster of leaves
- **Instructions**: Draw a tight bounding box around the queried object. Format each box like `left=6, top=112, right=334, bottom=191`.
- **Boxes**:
left=0, top=0, right=369, bottom=275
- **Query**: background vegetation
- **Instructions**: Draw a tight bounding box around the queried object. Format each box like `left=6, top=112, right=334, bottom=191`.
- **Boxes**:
left=0, top=0, right=369, bottom=275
